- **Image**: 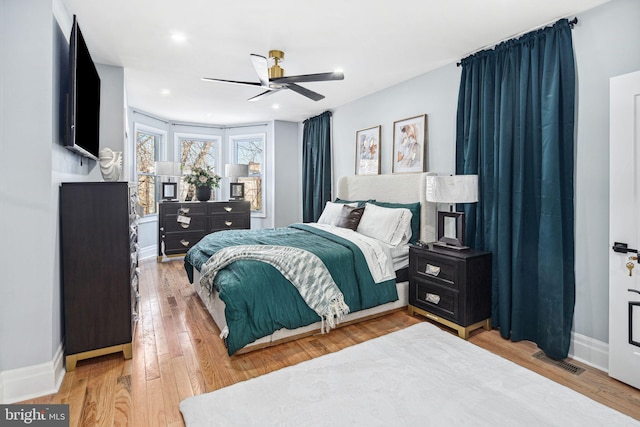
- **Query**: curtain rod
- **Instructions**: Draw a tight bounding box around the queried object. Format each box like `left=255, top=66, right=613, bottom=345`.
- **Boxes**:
left=456, top=17, right=578, bottom=67
left=132, top=109, right=170, bottom=124
left=132, top=109, right=268, bottom=129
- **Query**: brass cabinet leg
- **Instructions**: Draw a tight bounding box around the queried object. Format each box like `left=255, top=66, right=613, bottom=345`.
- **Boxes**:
left=458, top=327, right=470, bottom=340
left=66, top=355, right=78, bottom=372
left=123, top=343, right=133, bottom=359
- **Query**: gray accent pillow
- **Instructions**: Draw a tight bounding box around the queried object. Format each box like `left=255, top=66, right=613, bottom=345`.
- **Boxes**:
left=335, top=205, right=365, bottom=231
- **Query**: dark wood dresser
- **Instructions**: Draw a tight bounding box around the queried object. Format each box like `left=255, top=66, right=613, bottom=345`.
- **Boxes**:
left=408, top=244, right=492, bottom=339
left=158, top=200, right=250, bottom=260
left=60, top=182, right=139, bottom=370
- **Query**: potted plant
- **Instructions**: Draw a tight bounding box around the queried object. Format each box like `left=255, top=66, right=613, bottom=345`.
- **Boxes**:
left=184, top=166, right=221, bottom=201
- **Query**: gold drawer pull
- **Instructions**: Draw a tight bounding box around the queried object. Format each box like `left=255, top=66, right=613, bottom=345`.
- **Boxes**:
left=225, top=221, right=233, bottom=226
left=180, top=239, right=190, bottom=247
left=425, top=264, right=441, bottom=276
left=224, top=206, right=233, bottom=212
left=425, top=293, right=441, bottom=304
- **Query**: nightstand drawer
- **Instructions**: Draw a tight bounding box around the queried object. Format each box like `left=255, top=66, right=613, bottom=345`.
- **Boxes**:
left=412, top=253, right=458, bottom=288
left=162, top=215, right=207, bottom=233
left=162, top=232, right=206, bottom=255
left=410, top=279, right=458, bottom=321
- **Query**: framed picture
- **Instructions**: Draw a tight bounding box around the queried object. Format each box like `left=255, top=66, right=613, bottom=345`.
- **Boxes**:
left=392, top=114, right=427, bottom=174
left=161, top=182, right=177, bottom=200
left=229, top=182, right=245, bottom=200
left=355, top=125, right=381, bottom=175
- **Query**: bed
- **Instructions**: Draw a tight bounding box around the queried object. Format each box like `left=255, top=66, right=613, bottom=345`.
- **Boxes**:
left=184, top=173, right=436, bottom=355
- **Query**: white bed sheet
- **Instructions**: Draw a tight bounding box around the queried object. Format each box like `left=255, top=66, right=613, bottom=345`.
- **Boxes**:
left=389, top=243, right=409, bottom=271
left=181, top=322, right=640, bottom=427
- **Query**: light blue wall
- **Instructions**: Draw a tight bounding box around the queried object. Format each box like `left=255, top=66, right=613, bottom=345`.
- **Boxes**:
left=0, top=0, right=56, bottom=372
left=571, top=0, right=640, bottom=342
left=332, top=0, right=640, bottom=344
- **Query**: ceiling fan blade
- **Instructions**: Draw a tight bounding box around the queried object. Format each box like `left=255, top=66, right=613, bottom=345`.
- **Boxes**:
left=286, top=83, right=325, bottom=101
left=250, top=54, right=269, bottom=87
left=247, top=88, right=284, bottom=102
left=272, top=71, right=344, bottom=84
left=201, top=77, right=263, bottom=87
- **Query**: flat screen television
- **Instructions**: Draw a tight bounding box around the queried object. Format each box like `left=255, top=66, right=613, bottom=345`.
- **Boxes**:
left=65, top=15, right=100, bottom=161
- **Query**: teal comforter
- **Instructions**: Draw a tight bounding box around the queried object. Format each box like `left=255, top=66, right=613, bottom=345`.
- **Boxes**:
left=184, top=224, right=398, bottom=355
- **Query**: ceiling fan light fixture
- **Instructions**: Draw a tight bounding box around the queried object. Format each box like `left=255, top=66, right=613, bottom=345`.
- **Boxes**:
left=202, top=49, right=343, bottom=102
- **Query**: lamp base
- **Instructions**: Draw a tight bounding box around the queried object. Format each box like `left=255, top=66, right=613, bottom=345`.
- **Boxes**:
left=433, top=240, right=470, bottom=251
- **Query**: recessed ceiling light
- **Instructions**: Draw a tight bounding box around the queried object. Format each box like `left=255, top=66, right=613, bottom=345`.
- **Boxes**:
left=272, top=104, right=280, bottom=109
left=170, top=32, right=187, bottom=43
left=160, top=89, right=171, bottom=95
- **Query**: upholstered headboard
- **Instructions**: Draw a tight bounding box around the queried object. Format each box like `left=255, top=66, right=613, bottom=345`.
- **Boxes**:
left=336, top=173, right=436, bottom=243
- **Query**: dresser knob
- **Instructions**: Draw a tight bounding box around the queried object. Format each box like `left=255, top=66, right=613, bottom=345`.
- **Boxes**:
left=225, top=221, right=233, bottom=227
left=224, top=206, right=233, bottom=212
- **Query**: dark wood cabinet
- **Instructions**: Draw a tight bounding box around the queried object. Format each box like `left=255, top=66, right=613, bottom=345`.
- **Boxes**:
left=60, top=182, right=139, bottom=370
left=158, top=200, right=250, bottom=260
left=408, top=244, right=492, bottom=339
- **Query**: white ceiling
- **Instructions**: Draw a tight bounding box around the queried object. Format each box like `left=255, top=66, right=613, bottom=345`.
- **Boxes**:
left=60, top=0, right=610, bottom=125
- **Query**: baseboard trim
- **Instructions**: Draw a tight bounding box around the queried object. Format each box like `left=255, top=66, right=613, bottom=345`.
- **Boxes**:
left=0, top=343, right=66, bottom=404
left=139, top=244, right=157, bottom=261
left=568, top=331, right=609, bottom=373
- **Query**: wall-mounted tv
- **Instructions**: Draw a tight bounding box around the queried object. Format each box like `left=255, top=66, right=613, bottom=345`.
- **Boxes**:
left=65, top=15, right=100, bottom=161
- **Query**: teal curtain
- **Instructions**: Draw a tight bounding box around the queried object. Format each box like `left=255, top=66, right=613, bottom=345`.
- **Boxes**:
left=302, top=111, right=332, bottom=222
left=456, top=19, right=576, bottom=359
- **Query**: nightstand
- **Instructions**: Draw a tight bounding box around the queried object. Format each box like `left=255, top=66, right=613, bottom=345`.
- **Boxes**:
left=408, top=244, right=492, bottom=339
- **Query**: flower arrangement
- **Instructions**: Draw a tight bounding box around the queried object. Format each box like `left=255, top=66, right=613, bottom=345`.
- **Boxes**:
left=184, top=166, right=221, bottom=188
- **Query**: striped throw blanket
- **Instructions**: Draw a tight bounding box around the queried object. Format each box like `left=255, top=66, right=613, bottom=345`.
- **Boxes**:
left=199, top=245, right=350, bottom=333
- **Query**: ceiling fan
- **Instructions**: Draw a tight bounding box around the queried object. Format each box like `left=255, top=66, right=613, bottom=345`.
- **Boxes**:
left=202, top=50, right=344, bottom=102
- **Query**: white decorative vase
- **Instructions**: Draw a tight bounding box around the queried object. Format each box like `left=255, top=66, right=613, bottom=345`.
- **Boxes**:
left=99, top=148, right=123, bottom=182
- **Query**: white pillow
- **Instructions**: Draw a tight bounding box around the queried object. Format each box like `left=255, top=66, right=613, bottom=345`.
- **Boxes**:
left=317, top=201, right=357, bottom=225
left=356, top=203, right=413, bottom=246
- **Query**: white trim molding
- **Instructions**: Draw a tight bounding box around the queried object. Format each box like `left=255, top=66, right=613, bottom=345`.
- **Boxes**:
left=568, top=331, right=609, bottom=373
left=0, top=344, right=65, bottom=404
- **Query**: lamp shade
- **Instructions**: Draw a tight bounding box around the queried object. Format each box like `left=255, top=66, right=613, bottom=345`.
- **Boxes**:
left=225, top=163, right=249, bottom=178
left=156, top=161, right=182, bottom=176
left=426, top=175, right=478, bottom=203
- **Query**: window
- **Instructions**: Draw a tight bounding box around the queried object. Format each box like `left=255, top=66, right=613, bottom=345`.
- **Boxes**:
left=230, top=133, right=265, bottom=215
left=135, top=125, right=165, bottom=216
left=177, top=134, right=221, bottom=201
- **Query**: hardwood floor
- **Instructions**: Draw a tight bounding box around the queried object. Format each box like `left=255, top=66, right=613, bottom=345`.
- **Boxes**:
left=21, top=258, right=640, bottom=426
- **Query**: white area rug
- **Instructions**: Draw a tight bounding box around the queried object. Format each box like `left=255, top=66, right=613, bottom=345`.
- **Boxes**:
left=180, top=322, right=639, bottom=426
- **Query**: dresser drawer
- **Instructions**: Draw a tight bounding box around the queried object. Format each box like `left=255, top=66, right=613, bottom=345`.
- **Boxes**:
left=163, top=203, right=208, bottom=217
left=210, top=213, right=250, bottom=231
left=162, top=232, right=206, bottom=255
left=162, top=215, right=207, bottom=233
left=208, top=202, right=248, bottom=214
left=411, top=253, right=459, bottom=289
left=410, top=278, right=459, bottom=322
